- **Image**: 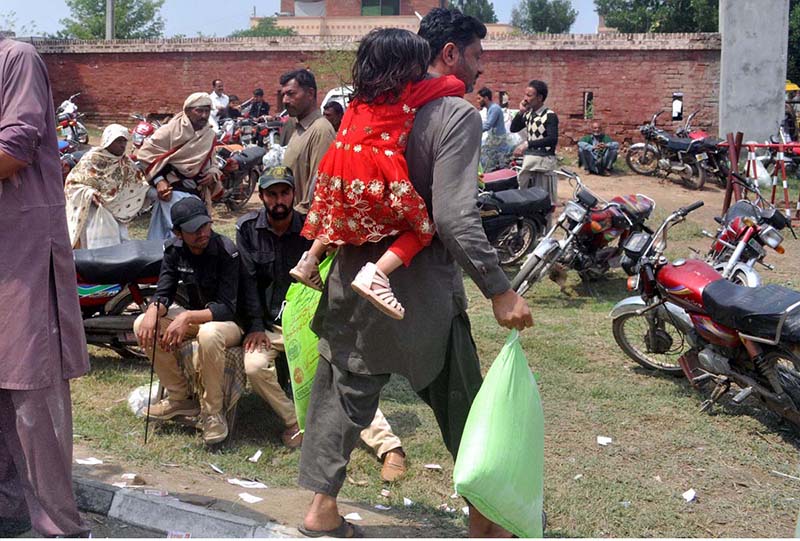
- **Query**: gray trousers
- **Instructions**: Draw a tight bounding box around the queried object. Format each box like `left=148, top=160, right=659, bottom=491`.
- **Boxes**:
left=578, top=141, right=620, bottom=174
left=0, top=379, right=87, bottom=536
left=298, top=312, right=483, bottom=497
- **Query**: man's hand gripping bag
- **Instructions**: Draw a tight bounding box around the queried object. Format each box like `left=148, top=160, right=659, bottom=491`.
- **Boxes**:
left=453, top=330, right=544, bottom=538
left=282, top=254, right=333, bottom=430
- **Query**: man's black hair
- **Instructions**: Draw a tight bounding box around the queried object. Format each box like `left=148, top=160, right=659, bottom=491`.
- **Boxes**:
left=477, top=87, right=492, bottom=101
left=228, top=94, right=240, bottom=102
left=253, top=87, right=264, bottom=96
left=323, top=101, right=344, bottom=115
left=418, top=7, right=487, bottom=64
left=279, top=69, right=317, bottom=93
left=212, top=79, right=222, bottom=87
left=528, top=80, right=549, bottom=102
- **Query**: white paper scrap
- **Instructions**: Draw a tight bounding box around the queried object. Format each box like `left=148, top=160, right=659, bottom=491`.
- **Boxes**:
left=403, top=497, right=414, bottom=507
left=462, top=506, right=470, bottom=516
left=248, top=449, right=263, bottom=463
left=76, top=457, right=103, bottom=465
left=112, top=482, right=127, bottom=488
left=227, top=478, right=268, bottom=489
left=654, top=475, right=662, bottom=483
left=209, top=463, right=224, bottom=474
left=450, top=491, right=459, bottom=499
left=380, top=488, right=391, bottom=498
left=374, top=504, right=391, bottom=511
left=682, top=488, right=697, bottom=502
left=573, top=474, right=583, bottom=481
left=424, top=463, right=443, bottom=470
left=238, top=492, right=263, bottom=504
left=121, top=473, right=137, bottom=480
left=343, top=512, right=363, bottom=521
left=144, top=489, right=168, bottom=497
left=596, top=436, right=613, bottom=446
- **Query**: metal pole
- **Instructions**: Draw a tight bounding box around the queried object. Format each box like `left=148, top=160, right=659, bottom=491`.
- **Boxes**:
left=105, top=0, right=115, bottom=40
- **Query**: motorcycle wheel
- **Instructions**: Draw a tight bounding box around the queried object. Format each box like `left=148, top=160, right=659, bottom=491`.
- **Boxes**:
left=225, top=169, right=258, bottom=211
left=511, top=245, right=560, bottom=296
left=681, top=163, right=706, bottom=190
left=106, top=285, right=190, bottom=360
left=626, top=146, right=659, bottom=176
left=612, top=310, right=687, bottom=374
left=766, top=349, right=800, bottom=426
left=495, top=219, right=541, bottom=266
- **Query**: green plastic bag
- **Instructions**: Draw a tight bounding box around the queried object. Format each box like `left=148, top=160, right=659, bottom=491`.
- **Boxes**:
left=453, top=330, right=544, bottom=538
left=282, top=254, right=334, bottom=430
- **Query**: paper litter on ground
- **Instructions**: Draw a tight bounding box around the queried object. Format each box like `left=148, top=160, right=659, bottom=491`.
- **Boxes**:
left=682, top=488, right=697, bottom=502
left=238, top=492, right=263, bottom=504
left=144, top=489, right=168, bottom=497
left=374, top=504, right=391, bottom=511
left=437, top=504, right=456, bottom=513
left=424, top=463, right=442, bottom=470
left=112, top=482, right=127, bottom=488
left=450, top=491, right=459, bottom=499
left=596, top=436, right=613, bottom=446
left=227, top=478, right=268, bottom=489
left=247, top=449, right=263, bottom=463
left=403, top=497, right=414, bottom=507
left=573, top=474, right=583, bottom=480
left=209, top=463, right=224, bottom=474
left=380, top=488, right=391, bottom=498
left=461, top=506, right=469, bottom=516
left=343, top=512, right=363, bottom=521
left=167, top=531, right=191, bottom=538
left=654, top=475, right=662, bottom=482
left=76, top=457, right=103, bottom=465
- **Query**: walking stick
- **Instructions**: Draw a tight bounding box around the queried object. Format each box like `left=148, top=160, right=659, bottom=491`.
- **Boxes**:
left=144, top=304, right=160, bottom=445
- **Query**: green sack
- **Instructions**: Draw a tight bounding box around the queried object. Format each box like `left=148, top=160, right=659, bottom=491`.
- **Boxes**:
left=453, top=330, right=544, bottom=538
left=282, top=254, right=334, bottom=430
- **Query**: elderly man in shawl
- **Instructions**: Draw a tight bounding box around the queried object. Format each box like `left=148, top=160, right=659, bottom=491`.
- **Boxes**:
left=137, top=92, right=223, bottom=240
left=65, top=123, right=150, bottom=248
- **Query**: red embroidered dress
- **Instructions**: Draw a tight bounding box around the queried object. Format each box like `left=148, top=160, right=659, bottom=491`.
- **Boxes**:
left=302, top=75, right=465, bottom=246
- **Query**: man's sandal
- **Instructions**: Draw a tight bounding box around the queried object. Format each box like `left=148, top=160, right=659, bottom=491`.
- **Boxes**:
left=351, top=262, right=405, bottom=320
left=289, top=251, right=323, bottom=291
left=298, top=517, right=364, bottom=538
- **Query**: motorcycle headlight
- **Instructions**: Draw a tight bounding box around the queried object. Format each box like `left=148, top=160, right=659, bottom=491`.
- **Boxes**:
left=759, top=225, right=783, bottom=249
left=563, top=200, right=587, bottom=223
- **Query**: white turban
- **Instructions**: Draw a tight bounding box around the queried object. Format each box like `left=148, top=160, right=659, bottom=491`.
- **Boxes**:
left=183, top=92, right=212, bottom=109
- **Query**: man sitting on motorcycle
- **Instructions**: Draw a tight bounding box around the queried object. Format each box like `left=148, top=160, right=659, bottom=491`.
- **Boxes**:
left=577, top=121, right=619, bottom=177
left=133, top=197, right=242, bottom=446
left=136, top=92, right=223, bottom=240
left=244, top=87, right=270, bottom=121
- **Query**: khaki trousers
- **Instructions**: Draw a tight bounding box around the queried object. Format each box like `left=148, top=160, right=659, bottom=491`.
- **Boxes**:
left=245, top=326, right=402, bottom=456
left=133, top=307, right=243, bottom=416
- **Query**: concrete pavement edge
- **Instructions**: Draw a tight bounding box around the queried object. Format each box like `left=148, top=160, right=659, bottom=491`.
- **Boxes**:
left=73, top=476, right=300, bottom=538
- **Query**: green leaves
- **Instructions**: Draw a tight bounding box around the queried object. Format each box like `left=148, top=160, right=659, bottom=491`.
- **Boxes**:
left=58, top=0, right=165, bottom=39
left=229, top=17, right=296, bottom=38
left=511, top=0, right=578, bottom=34
left=450, top=0, right=499, bottom=24
left=594, top=0, right=718, bottom=33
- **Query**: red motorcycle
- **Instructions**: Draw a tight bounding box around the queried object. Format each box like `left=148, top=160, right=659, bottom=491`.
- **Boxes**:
left=511, top=169, right=655, bottom=295
left=130, top=113, right=163, bottom=154
left=612, top=202, right=800, bottom=428
left=75, top=240, right=187, bottom=358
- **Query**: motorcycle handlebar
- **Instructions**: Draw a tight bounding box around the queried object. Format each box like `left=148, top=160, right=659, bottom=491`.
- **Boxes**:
left=680, top=200, right=704, bottom=215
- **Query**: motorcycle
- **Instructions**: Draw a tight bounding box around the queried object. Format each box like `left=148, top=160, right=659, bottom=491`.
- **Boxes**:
left=611, top=202, right=800, bottom=429
left=511, top=169, right=655, bottom=295
left=213, top=145, right=266, bottom=211
left=626, top=110, right=708, bottom=190
left=130, top=113, right=163, bottom=153
left=701, top=174, right=792, bottom=286
left=58, top=138, right=85, bottom=181
left=75, top=240, right=188, bottom=358
left=56, top=92, right=89, bottom=146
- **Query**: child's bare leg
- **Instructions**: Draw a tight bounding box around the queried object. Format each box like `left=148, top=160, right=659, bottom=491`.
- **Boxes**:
left=307, top=239, right=327, bottom=261
left=374, top=250, right=404, bottom=276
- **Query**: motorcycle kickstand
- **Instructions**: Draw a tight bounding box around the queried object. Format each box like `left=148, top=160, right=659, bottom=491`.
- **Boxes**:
left=699, top=378, right=731, bottom=413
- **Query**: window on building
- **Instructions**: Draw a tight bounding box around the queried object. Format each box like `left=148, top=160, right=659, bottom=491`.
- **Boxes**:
left=583, top=91, right=594, bottom=120
left=361, top=0, right=399, bottom=16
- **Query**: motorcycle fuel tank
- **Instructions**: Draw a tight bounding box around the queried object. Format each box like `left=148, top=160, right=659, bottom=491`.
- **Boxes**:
left=657, top=258, right=722, bottom=312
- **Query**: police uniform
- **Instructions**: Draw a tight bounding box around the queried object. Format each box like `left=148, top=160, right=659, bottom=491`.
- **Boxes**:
left=133, top=231, right=242, bottom=424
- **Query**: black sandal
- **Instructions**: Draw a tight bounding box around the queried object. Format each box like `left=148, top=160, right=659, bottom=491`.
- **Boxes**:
left=298, top=516, right=363, bottom=538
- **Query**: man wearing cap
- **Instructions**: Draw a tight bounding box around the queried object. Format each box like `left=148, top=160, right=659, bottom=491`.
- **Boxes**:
left=65, top=123, right=150, bottom=247
left=137, top=92, right=223, bottom=240
left=237, top=167, right=408, bottom=477
left=134, top=197, right=241, bottom=445
left=279, top=69, right=336, bottom=213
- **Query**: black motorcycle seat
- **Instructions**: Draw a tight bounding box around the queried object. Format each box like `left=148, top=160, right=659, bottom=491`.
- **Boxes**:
left=488, top=187, right=552, bottom=216
left=702, top=279, right=800, bottom=342
left=234, top=146, right=266, bottom=168
left=665, top=135, right=699, bottom=152
left=482, top=168, right=519, bottom=192
left=74, top=240, right=165, bottom=284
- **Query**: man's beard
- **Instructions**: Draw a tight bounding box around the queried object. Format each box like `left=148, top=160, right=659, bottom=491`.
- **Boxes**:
left=268, top=204, right=290, bottom=220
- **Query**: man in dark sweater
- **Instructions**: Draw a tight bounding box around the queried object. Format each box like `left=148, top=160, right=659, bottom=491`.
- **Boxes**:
left=511, top=80, right=559, bottom=214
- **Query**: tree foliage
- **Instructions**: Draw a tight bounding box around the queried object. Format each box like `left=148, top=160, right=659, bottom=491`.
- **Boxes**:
left=0, top=10, right=39, bottom=36
left=308, top=49, right=356, bottom=88
left=229, top=17, right=296, bottom=38
left=450, top=0, right=498, bottom=24
left=58, top=0, right=165, bottom=39
left=789, top=0, right=800, bottom=84
left=594, top=0, right=718, bottom=33
left=511, top=0, right=577, bottom=34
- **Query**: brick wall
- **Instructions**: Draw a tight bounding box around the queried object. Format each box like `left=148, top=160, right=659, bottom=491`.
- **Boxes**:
left=35, top=32, right=720, bottom=144
left=327, top=0, right=361, bottom=17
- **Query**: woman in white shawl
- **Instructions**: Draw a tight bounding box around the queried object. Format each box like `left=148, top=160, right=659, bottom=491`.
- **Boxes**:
left=65, top=124, right=150, bottom=248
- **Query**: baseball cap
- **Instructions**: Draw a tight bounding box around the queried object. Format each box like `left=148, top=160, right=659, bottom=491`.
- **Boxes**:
left=101, top=124, right=130, bottom=149
left=171, top=197, right=211, bottom=233
left=258, top=166, right=295, bottom=190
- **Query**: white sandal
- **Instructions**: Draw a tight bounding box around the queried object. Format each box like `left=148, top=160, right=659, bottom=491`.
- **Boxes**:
left=289, top=251, right=323, bottom=291
left=351, top=262, right=405, bottom=320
